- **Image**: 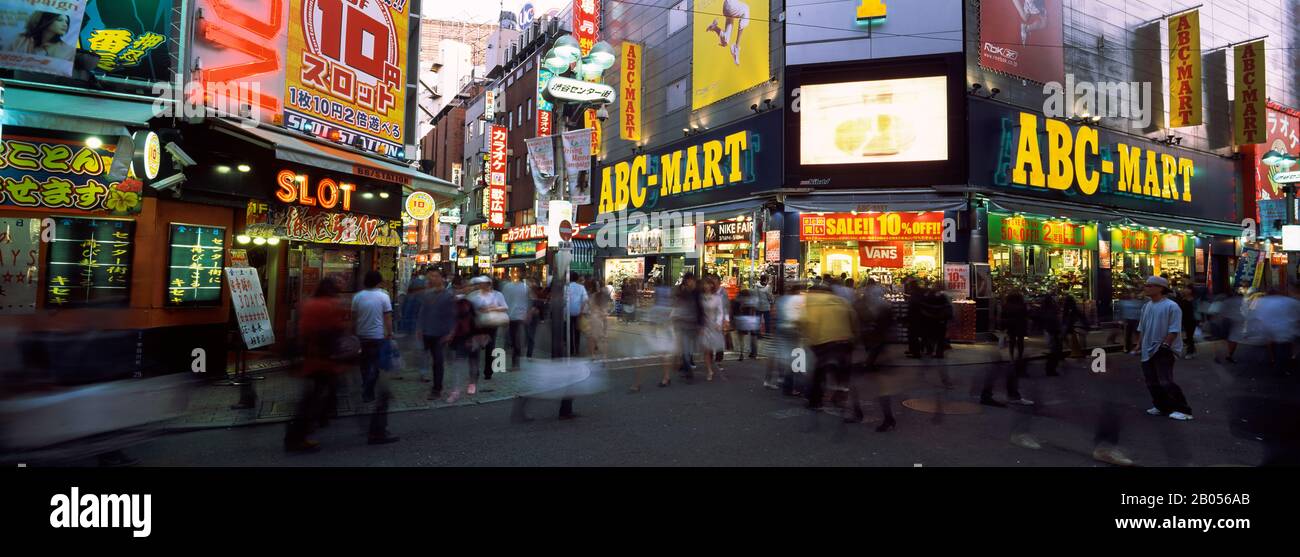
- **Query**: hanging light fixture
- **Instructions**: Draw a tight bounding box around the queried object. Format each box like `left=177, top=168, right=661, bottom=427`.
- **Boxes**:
left=236, top=234, right=251, bottom=244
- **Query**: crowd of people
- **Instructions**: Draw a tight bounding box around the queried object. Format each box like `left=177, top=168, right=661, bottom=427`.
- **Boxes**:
left=280, top=263, right=1300, bottom=464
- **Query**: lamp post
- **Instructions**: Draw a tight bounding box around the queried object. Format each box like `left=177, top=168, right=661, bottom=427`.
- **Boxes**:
left=1262, top=149, right=1300, bottom=284
left=540, top=34, right=616, bottom=359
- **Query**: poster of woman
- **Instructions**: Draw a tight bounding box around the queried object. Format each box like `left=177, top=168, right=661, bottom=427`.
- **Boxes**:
left=0, top=0, right=86, bottom=76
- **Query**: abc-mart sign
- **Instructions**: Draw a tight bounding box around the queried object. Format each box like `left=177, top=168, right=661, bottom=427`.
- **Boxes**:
left=543, top=76, right=616, bottom=105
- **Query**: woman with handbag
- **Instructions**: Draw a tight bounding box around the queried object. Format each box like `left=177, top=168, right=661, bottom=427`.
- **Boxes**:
left=698, top=276, right=726, bottom=381
left=460, top=276, right=508, bottom=397
left=583, top=281, right=612, bottom=358
left=285, top=277, right=349, bottom=452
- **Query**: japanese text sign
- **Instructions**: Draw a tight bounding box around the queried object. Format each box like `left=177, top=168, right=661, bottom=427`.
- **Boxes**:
left=799, top=212, right=944, bottom=242
left=488, top=124, right=508, bottom=228
left=226, top=266, right=273, bottom=349
left=0, top=133, right=143, bottom=215
left=45, top=217, right=133, bottom=308
left=166, top=224, right=226, bottom=307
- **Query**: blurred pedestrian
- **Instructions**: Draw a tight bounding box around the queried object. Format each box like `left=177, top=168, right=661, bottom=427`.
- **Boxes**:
left=1035, top=292, right=1064, bottom=377
left=905, top=280, right=926, bottom=358
left=467, top=275, right=509, bottom=385
left=766, top=281, right=805, bottom=393
left=583, top=280, right=612, bottom=358
left=1136, top=276, right=1193, bottom=420
left=755, top=276, right=774, bottom=337
left=501, top=272, right=531, bottom=369
left=566, top=273, right=588, bottom=357
left=854, top=279, right=897, bottom=430
left=1175, top=286, right=1198, bottom=359
left=285, top=277, right=348, bottom=452
left=733, top=288, right=760, bottom=360
left=673, top=273, right=703, bottom=383
left=417, top=269, right=456, bottom=400
left=630, top=282, right=676, bottom=392
left=1249, top=286, right=1300, bottom=376
left=801, top=283, right=856, bottom=413
left=525, top=275, right=544, bottom=359
left=1115, top=291, right=1144, bottom=353
left=922, top=284, right=953, bottom=359
left=1062, top=294, right=1089, bottom=358
left=1213, top=288, right=1245, bottom=363
left=699, top=276, right=727, bottom=381
left=351, top=271, right=399, bottom=444
left=712, top=275, right=731, bottom=364
left=982, top=292, right=1033, bottom=407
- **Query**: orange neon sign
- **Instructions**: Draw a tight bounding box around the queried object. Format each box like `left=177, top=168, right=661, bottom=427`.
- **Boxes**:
left=276, top=169, right=352, bottom=211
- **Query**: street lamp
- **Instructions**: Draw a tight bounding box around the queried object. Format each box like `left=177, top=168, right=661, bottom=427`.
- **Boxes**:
left=539, top=32, right=617, bottom=360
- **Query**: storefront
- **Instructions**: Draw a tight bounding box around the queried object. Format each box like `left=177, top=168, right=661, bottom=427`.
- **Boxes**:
left=968, top=97, right=1243, bottom=321
left=495, top=223, right=550, bottom=281
left=703, top=217, right=764, bottom=296
left=798, top=211, right=946, bottom=290
left=1109, top=226, right=1196, bottom=289
left=0, top=121, right=235, bottom=377
left=987, top=212, right=1098, bottom=302
left=593, top=110, right=784, bottom=288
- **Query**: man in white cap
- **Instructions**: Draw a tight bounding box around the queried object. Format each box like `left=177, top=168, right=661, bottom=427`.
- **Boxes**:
left=1136, top=275, right=1194, bottom=421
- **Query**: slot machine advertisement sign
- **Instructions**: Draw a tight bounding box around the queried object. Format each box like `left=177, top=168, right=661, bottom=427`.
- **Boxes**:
left=284, top=0, right=410, bottom=157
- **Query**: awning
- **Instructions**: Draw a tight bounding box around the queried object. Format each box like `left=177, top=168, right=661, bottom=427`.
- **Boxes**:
left=587, top=197, right=769, bottom=237
left=782, top=191, right=968, bottom=213
left=212, top=119, right=457, bottom=201
left=496, top=256, right=546, bottom=267
left=984, top=195, right=1123, bottom=223
left=3, top=82, right=158, bottom=136
left=1109, top=210, right=1242, bottom=237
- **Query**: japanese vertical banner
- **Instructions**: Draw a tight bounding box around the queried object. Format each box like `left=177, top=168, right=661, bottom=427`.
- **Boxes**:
left=536, top=56, right=554, bottom=137
left=1167, top=10, right=1201, bottom=128
left=488, top=124, right=508, bottom=228
left=573, top=0, right=599, bottom=56
left=620, top=41, right=642, bottom=142
left=1233, top=40, right=1266, bottom=146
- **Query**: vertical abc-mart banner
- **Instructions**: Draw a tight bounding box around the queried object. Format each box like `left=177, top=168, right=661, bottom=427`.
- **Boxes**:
left=977, top=0, right=1064, bottom=85
left=285, top=0, right=409, bottom=157
left=0, top=0, right=86, bottom=77
left=692, top=0, right=769, bottom=111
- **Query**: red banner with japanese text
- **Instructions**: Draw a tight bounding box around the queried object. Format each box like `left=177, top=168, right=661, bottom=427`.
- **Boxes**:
left=799, top=212, right=944, bottom=242
left=573, top=0, right=600, bottom=56
left=488, top=124, right=508, bottom=228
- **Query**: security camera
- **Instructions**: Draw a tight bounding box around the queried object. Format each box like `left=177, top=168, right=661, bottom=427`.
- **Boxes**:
left=165, top=142, right=196, bottom=167
left=149, top=172, right=186, bottom=193
left=596, top=106, right=609, bottom=122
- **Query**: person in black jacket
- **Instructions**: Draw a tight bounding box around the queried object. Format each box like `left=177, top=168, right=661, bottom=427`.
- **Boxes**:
left=1036, top=293, right=1064, bottom=376
left=904, top=280, right=926, bottom=358
left=982, top=292, right=1034, bottom=406
left=1062, top=294, right=1090, bottom=358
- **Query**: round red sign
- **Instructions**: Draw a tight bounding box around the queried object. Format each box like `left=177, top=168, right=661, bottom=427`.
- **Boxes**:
left=559, top=220, right=573, bottom=241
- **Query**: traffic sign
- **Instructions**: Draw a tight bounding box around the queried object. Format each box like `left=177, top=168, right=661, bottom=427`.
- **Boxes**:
left=559, top=220, right=573, bottom=241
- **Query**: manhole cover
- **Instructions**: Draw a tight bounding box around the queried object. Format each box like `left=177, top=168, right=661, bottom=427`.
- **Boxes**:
left=902, top=398, right=983, bottom=415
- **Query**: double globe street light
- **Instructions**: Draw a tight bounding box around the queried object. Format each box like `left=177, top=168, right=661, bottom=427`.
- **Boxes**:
left=539, top=33, right=618, bottom=359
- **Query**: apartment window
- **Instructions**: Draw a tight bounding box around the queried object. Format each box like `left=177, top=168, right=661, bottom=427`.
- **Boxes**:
left=508, top=111, right=513, bottom=130
left=666, top=78, right=687, bottom=113
left=528, top=98, right=534, bottom=115
left=669, top=1, right=688, bottom=36
left=519, top=104, right=525, bottom=124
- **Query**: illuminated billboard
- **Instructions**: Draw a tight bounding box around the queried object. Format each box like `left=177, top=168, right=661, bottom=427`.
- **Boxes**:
left=798, top=75, right=948, bottom=166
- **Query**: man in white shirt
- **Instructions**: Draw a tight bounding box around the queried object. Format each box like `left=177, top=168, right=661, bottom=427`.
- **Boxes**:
left=351, top=270, right=399, bottom=444
left=1248, top=287, right=1300, bottom=376
left=566, top=273, right=588, bottom=356
left=467, top=276, right=508, bottom=383
left=1135, top=276, right=1193, bottom=421
left=501, top=273, right=531, bottom=368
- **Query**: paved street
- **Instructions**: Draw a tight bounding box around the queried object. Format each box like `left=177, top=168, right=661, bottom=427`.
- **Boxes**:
left=98, top=338, right=1298, bottom=467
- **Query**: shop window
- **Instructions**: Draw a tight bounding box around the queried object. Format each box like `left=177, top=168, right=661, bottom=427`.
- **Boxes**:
left=45, top=217, right=134, bottom=308
left=666, top=78, right=687, bottom=113
left=668, top=0, right=688, bottom=36
left=164, top=224, right=226, bottom=307
left=803, top=239, right=942, bottom=291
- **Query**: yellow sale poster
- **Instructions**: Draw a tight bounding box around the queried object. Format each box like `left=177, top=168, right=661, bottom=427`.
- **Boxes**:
left=284, top=0, right=409, bottom=156
left=692, top=0, right=769, bottom=111
left=1167, top=10, right=1201, bottom=128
